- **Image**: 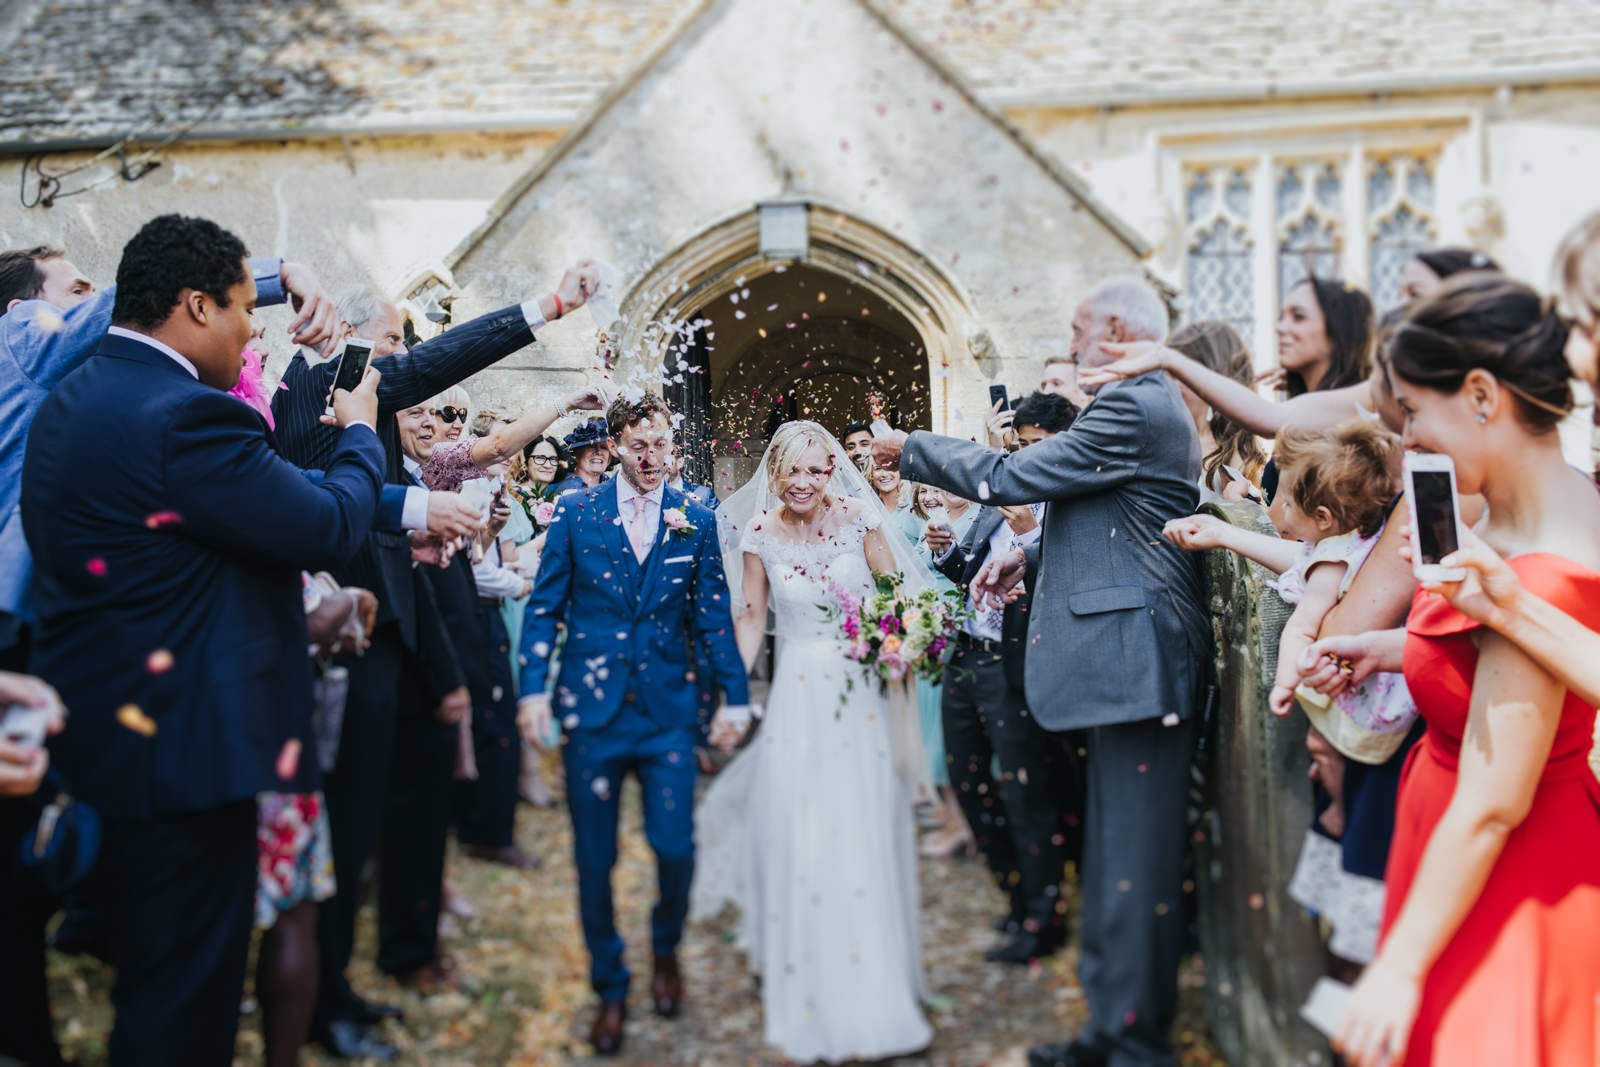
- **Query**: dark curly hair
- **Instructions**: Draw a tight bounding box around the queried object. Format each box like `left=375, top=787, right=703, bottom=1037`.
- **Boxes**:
left=1011, top=390, right=1078, bottom=434
left=111, top=214, right=249, bottom=331
left=0, top=245, right=65, bottom=309
left=605, top=392, right=674, bottom=438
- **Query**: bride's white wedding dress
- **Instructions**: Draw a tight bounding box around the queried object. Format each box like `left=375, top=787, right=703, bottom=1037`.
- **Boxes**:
left=692, top=507, right=932, bottom=1064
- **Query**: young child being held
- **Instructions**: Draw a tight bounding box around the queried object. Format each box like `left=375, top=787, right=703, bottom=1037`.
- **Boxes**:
left=1164, top=419, right=1417, bottom=831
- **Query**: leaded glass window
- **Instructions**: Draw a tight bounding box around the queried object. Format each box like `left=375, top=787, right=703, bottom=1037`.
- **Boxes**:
left=1368, top=153, right=1439, bottom=311
left=1276, top=161, right=1343, bottom=301
left=1183, top=166, right=1254, bottom=338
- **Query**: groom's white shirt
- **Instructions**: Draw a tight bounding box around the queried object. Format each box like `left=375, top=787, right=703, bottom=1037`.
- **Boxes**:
left=615, top=473, right=664, bottom=550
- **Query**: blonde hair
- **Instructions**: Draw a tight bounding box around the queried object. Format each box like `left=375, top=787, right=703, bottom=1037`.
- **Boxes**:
left=1273, top=419, right=1401, bottom=538
left=1553, top=210, right=1600, bottom=329
left=431, top=384, right=471, bottom=416
left=764, top=421, right=839, bottom=499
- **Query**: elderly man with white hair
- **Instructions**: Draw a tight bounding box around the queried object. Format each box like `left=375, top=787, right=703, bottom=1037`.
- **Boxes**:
left=873, top=276, right=1209, bottom=1067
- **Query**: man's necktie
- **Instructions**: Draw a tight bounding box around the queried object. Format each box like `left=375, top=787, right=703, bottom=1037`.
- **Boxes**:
left=628, top=496, right=652, bottom=563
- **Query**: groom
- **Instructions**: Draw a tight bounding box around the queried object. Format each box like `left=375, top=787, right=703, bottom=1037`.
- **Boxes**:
left=517, top=392, right=750, bottom=1055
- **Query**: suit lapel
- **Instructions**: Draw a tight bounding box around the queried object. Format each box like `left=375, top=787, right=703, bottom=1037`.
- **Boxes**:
left=596, top=484, right=639, bottom=612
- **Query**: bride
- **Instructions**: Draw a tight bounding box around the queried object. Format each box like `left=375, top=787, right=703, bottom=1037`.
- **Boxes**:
left=692, top=420, right=936, bottom=1063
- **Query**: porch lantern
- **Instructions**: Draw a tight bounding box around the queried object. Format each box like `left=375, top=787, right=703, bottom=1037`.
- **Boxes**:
left=758, top=199, right=809, bottom=261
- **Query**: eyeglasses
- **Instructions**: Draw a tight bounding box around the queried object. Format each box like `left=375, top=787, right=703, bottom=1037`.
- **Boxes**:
left=528, top=455, right=559, bottom=467
left=433, top=407, right=467, bottom=424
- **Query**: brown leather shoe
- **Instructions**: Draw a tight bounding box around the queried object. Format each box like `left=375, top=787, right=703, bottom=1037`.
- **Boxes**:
left=651, top=953, right=684, bottom=1018
left=590, top=1000, right=627, bottom=1055
left=464, top=844, right=542, bottom=869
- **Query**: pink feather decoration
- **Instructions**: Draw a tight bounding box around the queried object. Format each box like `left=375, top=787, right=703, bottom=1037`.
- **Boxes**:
left=228, top=346, right=275, bottom=430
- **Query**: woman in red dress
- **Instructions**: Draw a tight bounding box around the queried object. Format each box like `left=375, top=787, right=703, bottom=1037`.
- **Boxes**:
left=1334, top=274, right=1600, bottom=1066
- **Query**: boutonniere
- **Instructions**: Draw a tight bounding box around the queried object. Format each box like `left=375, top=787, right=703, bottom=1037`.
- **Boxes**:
left=661, top=506, right=697, bottom=538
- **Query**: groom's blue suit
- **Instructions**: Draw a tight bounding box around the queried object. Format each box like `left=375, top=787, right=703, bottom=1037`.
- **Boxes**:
left=519, top=478, right=747, bottom=1002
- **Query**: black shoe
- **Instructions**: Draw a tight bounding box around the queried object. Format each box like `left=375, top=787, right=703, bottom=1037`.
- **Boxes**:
left=350, top=994, right=404, bottom=1024
left=985, top=931, right=1065, bottom=966
left=1027, top=1039, right=1109, bottom=1067
left=314, top=1019, right=398, bottom=1061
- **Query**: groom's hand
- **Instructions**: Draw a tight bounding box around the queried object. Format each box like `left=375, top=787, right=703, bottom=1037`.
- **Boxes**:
left=869, top=430, right=908, bottom=473
left=518, top=694, right=553, bottom=750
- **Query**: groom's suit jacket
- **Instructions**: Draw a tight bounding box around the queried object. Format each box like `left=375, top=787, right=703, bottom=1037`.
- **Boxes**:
left=519, top=480, right=748, bottom=733
left=902, top=372, right=1208, bottom=731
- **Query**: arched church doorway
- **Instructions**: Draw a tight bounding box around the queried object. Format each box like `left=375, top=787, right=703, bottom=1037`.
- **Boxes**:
left=615, top=206, right=973, bottom=497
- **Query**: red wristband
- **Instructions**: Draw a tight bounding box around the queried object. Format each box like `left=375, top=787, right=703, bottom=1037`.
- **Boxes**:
left=551, top=293, right=564, bottom=320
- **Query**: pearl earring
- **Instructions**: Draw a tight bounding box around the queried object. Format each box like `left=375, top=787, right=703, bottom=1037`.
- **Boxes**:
left=1477, top=412, right=1488, bottom=424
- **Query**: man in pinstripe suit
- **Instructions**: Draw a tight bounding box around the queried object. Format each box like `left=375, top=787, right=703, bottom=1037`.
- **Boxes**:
left=272, top=262, right=598, bottom=1058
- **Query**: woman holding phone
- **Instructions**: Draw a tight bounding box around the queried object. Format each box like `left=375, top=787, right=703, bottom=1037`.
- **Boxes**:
left=1323, top=275, right=1600, bottom=1067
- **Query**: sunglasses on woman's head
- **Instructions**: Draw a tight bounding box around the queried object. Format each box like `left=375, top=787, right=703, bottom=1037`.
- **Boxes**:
left=433, top=406, right=467, bottom=424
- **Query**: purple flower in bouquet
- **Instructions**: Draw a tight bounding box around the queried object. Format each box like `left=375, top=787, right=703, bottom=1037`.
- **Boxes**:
left=878, top=615, right=902, bottom=635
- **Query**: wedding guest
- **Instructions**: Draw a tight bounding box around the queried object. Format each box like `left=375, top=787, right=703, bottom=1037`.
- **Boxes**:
left=1167, top=321, right=1267, bottom=503
left=0, top=671, right=67, bottom=1067
left=1040, top=353, right=1092, bottom=408
left=869, top=458, right=911, bottom=519
left=915, top=487, right=979, bottom=858
left=873, top=274, right=1209, bottom=1067
left=929, top=390, right=1082, bottom=964
left=841, top=420, right=875, bottom=473
left=0, top=243, right=335, bottom=671
left=1326, top=275, right=1600, bottom=1067
left=272, top=265, right=597, bottom=1059
left=422, top=384, right=607, bottom=492
left=552, top=418, right=611, bottom=494
left=1397, top=246, right=1501, bottom=309
left=665, top=450, right=719, bottom=509
left=22, top=214, right=385, bottom=1064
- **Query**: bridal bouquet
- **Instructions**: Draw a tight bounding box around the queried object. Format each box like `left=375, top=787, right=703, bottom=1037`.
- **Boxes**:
left=824, top=573, right=969, bottom=688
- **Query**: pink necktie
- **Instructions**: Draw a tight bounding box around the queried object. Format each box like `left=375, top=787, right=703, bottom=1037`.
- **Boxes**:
left=628, top=496, right=652, bottom=562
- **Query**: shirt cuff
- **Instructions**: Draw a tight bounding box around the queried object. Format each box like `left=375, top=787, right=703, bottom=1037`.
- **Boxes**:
left=250, top=257, right=286, bottom=306
left=400, top=486, right=431, bottom=531
left=933, top=542, right=958, bottom=564
left=519, top=299, right=548, bottom=333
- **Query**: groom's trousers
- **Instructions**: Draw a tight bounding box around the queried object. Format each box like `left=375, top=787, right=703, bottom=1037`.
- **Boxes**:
left=1074, top=712, right=1197, bottom=1067
left=562, top=696, right=699, bottom=1003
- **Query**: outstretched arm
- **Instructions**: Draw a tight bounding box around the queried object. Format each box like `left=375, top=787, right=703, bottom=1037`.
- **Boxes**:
left=1163, top=513, right=1300, bottom=575
left=1089, top=341, right=1374, bottom=438
left=467, top=383, right=609, bottom=469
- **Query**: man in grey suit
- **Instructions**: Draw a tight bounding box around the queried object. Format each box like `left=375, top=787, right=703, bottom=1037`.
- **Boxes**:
left=873, top=276, right=1208, bottom=1067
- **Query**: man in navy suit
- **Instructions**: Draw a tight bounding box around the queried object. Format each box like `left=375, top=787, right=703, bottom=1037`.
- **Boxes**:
left=22, top=214, right=386, bottom=1065
left=518, top=394, right=749, bottom=1056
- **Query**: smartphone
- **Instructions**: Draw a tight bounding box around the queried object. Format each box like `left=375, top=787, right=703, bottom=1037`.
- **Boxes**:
left=1299, top=976, right=1351, bottom=1038
left=2, top=704, right=50, bottom=749
left=324, top=339, right=374, bottom=417
left=988, top=384, right=1011, bottom=412
left=1404, top=452, right=1466, bottom=582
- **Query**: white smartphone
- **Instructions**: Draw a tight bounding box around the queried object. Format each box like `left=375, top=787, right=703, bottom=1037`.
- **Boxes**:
left=1404, top=452, right=1467, bottom=582
left=1299, top=976, right=1351, bottom=1038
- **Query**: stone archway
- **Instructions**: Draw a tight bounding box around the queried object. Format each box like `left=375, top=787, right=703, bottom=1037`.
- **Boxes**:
left=615, top=204, right=975, bottom=493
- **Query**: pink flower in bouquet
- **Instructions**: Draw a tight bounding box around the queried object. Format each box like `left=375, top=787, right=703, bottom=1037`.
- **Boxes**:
left=534, top=500, right=557, bottom=526
left=846, top=639, right=870, bottom=661
left=879, top=615, right=902, bottom=635
left=842, top=615, right=861, bottom=639
left=880, top=650, right=908, bottom=680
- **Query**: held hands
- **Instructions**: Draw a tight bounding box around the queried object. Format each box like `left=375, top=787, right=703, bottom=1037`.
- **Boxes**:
left=709, top=704, right=759, bottom=754
left=1079, top=340, right=1172, bottom=390
left=487, top=494, right=513, bottom=539
left=518, top=694, right=553, bottom=750
left=326, top=364, right=381, bottom=429
left=1332, top=956, right=1421, bottom=1067
left=869, top=429, right=908, bottom=473
left=971, top=547, right=1027, bottom=610
left=279, top=261, right=340, bottom=347
left=1163, top=514, right=1229, bottom=553
left=434, top=686, right=470, bottom=725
